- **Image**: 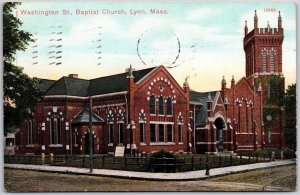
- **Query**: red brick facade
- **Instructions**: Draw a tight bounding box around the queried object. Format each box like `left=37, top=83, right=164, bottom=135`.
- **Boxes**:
left=15, top=11, right=285, bottom=155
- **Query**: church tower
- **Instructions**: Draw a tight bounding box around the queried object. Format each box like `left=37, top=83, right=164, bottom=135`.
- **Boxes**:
left=243, top=10, right=284, bottom=77
left=243, top=11, right=285, bottom=149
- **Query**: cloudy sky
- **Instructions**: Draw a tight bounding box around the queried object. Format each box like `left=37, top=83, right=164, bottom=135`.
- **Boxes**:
left=14, top=1, right=296, bottom=92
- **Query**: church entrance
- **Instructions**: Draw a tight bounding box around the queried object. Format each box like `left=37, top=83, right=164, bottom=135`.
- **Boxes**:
left=214, top=117, right=225, bottom=152
left=84, top=132, right=94, bottom=154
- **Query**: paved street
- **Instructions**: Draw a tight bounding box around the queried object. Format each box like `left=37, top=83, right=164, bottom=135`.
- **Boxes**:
left=4, top=159, right=296, bottom=181
left=4, top=163, right=297, bottom=192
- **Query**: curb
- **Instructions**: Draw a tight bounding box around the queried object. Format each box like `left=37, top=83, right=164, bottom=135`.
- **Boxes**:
left=4, top=160, right=296, bottom=181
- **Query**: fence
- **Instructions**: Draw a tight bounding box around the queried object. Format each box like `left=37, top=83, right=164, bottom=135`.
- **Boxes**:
left=4, top=151, right=288, bottom=172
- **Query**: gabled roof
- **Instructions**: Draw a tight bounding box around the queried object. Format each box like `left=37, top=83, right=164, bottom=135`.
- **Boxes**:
left=71, top=108, right=104, bottom=124
left=189, top=90, right=218, bottom=125
left=43, top=66, right=156, bottom=97
left=87, top=67, right=156, bottom=96
left=45, top=77, right=90, bottom=96
left=38, top=79, right=56, bottom=93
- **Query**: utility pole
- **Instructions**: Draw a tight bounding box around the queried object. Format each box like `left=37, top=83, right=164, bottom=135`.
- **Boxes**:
left=89, top=96, right=93, bottom=172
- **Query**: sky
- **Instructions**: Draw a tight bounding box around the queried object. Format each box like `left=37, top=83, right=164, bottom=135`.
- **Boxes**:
left=14, top=1, right=296, bottom=92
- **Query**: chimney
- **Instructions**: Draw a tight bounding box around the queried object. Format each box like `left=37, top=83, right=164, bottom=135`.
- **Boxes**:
left=68, top=74, right=78, bottom=78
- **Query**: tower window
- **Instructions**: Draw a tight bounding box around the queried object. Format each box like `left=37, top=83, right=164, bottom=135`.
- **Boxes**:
left=262, top=49, right=267, bottom=72
left=270, top=49, right=275, bottom=72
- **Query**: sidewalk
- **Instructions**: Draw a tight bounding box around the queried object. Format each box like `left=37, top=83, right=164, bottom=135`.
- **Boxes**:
left=4, top=159, right=296, bottom=181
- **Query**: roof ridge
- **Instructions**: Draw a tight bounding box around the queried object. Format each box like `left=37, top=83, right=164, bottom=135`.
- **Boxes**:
left=62, top=76, right=89, bottom=81
left=38, top=78, right=56, bottom=82
left=89, top=66, right=156, bottom=81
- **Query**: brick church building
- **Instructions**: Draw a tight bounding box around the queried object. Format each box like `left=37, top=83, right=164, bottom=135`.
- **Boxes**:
left=15, top=11, right=285, bottom=155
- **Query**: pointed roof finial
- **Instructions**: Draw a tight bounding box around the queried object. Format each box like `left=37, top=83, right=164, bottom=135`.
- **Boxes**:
left=245, top=20, right=248, bottom=27
left=278, top=10, right=282, bottom=19
left=127, top=64, right=134, bottom=78
left=254, top=10, right=257, bottom=18
left=208, top=92, right=211, bottom=101
left=183, top=76, right=190, bottom=88
left=267, top=21, right=270, bottom=28
left=231, top=75, right=235, bottom=82
left=222, top=75, right=226, bottom=83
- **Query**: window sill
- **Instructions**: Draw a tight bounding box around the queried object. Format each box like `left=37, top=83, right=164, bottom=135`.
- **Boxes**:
left=150, top=114, right=156, bottom=116
left=49, top=144, right=63, bottom=147
left=140, top=143, right=146, bottom=146
left=118, top=143, right=123, bottom=146
left=108, top=143, right=114, bottom=146
left=150, top=142, right=175, bottom=146
left=178, top=142, right=183, bottom=145
left=26, top=145, right=35, bottom=147
left=167, top=115, right=173, bottom=117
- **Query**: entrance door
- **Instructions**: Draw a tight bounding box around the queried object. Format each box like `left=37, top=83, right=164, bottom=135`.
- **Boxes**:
left=85, top=132, right=94, bottom=154
left=214, top=117, right=225, bottom=152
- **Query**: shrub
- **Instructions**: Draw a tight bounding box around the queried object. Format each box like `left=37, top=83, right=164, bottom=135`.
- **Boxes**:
left=141, top=149, right=182, bottom=172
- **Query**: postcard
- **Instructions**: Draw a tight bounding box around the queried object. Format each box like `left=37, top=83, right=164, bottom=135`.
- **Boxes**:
left=3, top=0, right=297, bottom=192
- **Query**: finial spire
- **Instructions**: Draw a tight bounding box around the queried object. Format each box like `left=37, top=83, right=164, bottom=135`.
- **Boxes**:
left=208, top=93, right=211, bottom=101
left=267, top=21, right=270, bottom=28
left=183, top=76, right=190, bottom=88
left=127, top=64, right=134, bottom=78
left=278, top=11, right=281, bottom=19
left=222, top=75, right=226, bottom=83
left=254, top=10, right=258, bottom=28
left=278, top=10, right=282, bottom=28
left=244, top=20, right=248, bottom=35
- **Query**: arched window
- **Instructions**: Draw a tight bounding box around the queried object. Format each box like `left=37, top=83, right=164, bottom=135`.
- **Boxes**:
left=150, top=95, right=156, bottom=114
left=270, top=49, right=275, bottom=72
left=262, top=49, right=267, bottom=72
left=117, top=110, right=124, bottom=144
left=178, top=115, right=183, bottom=143
left=139, top=109, right=146, bottom=143
left=167, top=97, right=173, bottom=115
left=159, top=96, right=164, bottom=115
left=107, top=110, right=114, bottom=144
left=50, top=118, right=61, bottom=145
left=26, top=119, right=33, bottom=145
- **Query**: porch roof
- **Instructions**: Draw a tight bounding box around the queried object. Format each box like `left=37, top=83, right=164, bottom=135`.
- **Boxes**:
left=71, top=108, right=104, bottom=124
